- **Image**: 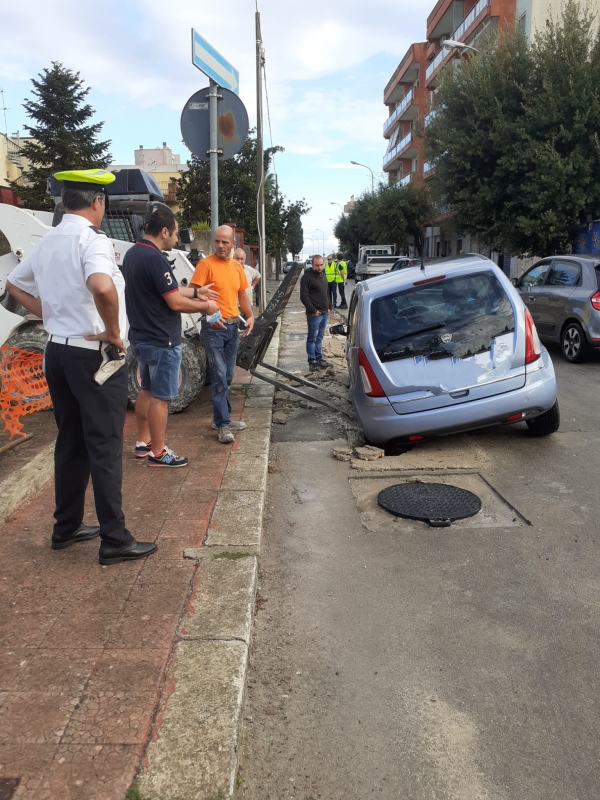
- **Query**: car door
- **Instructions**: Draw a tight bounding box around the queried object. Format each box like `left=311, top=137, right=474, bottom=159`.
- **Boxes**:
left=516, top=260, right=552, bottom=328
left=534, top=259, right=582, bottom=338
left=346, top=290, right=360, bottom=393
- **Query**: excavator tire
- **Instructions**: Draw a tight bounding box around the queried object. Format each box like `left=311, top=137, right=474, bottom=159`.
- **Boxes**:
left=127, top=338, right=207, bottom=414
left=1, top=325, right=50, bottom=407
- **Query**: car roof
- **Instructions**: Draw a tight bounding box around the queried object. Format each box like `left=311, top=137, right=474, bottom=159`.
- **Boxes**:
left=358, top=254, right=496, bottom=298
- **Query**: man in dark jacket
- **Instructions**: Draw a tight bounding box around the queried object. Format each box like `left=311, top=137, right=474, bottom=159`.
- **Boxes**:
left=299, top=255, right=330, bottom=371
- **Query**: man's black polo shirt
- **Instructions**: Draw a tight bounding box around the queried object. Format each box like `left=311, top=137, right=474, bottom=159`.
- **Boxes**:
left=123, top=240, right=181, bottom=347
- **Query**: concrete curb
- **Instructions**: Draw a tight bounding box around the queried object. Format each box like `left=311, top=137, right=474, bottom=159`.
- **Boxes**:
left=0, top=442, right=54, bottom=528
left=139, top=326, right=280, bottom=799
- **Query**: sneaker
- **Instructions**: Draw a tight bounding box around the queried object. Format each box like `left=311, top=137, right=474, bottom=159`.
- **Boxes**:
left=147, top=446, right=188, bottom=467
left=134, top=441, right=152, bottom=458
left=217, top=426, right=235, bottom=444
left=309, top=362, right=320, bottom=373
left=211, top=420, right=246, bottom=431
left=316, top=359, right=330, bottom=368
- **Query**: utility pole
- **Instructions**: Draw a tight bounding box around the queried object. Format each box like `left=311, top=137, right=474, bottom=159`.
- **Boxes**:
left=256, top=11, right=267, bottom=312
left=208, top=79, right=220, bottom=243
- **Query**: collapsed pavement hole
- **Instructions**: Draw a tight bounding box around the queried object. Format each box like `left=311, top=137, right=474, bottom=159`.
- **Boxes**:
left=378, top=482, right=482, bottom=527
left=0, top=780, right=20, bottom=800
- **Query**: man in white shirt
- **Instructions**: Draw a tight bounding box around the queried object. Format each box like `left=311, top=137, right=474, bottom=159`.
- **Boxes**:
left=6, top=168, right=157, bottom=566
left=234, top=248, right=260, bottom=309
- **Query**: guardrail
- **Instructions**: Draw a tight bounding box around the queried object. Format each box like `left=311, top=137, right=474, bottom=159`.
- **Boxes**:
left=453, top=0, right=490, bottom=41
left=383, top=131, right=413, bottom=169
left=397, top=172, right=412, bottom=187
left=425, top=47, right=447, bottom=81
left=383, top=88, right=414, bottom=136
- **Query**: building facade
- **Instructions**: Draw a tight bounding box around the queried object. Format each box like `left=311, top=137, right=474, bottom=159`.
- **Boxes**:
left=0, top=132, right=26, bottom=206
left=112, top=143, right=187, bottom=210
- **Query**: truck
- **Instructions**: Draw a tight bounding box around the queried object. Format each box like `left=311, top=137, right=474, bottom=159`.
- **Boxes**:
left=354, top=244, right=397, bottom=282
left=0, top=168, right=208, bottom=414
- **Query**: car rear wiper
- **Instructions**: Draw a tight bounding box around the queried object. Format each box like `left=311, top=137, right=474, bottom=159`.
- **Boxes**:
left=386, top=322, right=445, bottom=346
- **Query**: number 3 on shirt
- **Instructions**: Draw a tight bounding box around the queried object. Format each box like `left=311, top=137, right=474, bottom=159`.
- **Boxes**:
left=164, top=271, right=173, bottom=286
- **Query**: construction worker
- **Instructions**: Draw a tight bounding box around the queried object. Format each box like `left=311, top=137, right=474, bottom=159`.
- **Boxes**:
left=6, top=168, right=157, bottom=565
left=336, top=252, right=348, bottom=309
left=325, top=254, right=338, bottom=308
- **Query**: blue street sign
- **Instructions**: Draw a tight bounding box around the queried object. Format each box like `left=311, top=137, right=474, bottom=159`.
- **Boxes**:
left=191, top=29, right=239, bottom=95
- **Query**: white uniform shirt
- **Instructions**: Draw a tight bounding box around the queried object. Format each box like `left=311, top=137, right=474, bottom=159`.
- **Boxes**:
left=7, top=213, right=127, bottom=339
left=242, top=263, right=260, bottom=306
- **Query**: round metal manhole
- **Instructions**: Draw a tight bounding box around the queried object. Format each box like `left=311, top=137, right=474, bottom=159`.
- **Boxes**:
left=378, top=482, right=482, bottom=528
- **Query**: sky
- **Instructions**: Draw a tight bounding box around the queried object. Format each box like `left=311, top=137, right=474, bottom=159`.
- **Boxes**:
left=1, top=0, right=427, bottom=257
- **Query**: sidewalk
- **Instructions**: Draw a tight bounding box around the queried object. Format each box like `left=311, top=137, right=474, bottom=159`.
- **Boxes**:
left=0, top=319, right=277, bottom=799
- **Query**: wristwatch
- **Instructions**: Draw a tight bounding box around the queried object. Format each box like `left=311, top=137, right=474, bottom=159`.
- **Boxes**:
left=193, top=287, right=198, bottom=299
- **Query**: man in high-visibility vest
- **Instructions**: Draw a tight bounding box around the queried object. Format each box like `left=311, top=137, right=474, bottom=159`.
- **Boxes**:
left=324, top=254, right=338, bottom=308
left=336, top=252, right=348, bottom=309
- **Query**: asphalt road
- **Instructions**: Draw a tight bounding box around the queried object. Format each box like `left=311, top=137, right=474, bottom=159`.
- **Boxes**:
left=236, top=283, right=600, bottom=800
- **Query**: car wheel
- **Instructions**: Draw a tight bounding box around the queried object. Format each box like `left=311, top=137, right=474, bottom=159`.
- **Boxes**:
left=1, top=325, right=50, bottom=407
left=127, top=339, right=207, bottom=413
left=526, top=400, right=560, bottom=437
left=561, top=321, right=588, bottom=363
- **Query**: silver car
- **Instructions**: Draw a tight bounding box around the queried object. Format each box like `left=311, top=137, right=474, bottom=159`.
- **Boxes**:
left=337, top=255, right=559, bottom=446
left=514, top=255, right=600, bottom=362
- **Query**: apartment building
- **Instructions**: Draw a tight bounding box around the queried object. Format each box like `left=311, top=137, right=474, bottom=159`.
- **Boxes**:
left=112, top=143, right=188, bottom=209
left=0, top=132, right=26, bottom=206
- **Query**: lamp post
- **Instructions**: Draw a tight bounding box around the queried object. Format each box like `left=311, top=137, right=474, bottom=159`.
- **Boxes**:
left=350, top=160, right=375, bottom=193
left=441, top=39, right=479, bottom=53
left=316, top=228, right=325, bottom=256
left=330, top=201, right=344, bottom=216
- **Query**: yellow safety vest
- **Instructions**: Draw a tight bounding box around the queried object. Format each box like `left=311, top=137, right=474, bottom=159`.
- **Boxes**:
left=336, top=261, right=347, bottom=283
left=325, top=262, right=337, bottom=282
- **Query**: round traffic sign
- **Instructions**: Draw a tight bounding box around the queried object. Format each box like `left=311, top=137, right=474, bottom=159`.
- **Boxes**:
left=180, top=87, right=249, bottom=161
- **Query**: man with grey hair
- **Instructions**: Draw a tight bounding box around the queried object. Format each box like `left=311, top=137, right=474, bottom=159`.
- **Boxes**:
left=233, top=248, right=261, bottom=309
left=6, top=168, right=157, bottom=566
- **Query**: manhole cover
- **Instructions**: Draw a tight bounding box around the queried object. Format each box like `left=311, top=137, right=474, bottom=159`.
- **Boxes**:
left=0, top=779, right=19, bottom=800
left=378, top=482, right=481, bottom=527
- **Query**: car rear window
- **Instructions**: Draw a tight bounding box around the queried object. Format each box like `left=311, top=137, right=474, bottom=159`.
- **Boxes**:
left=371, top=271, right=515, bottom=363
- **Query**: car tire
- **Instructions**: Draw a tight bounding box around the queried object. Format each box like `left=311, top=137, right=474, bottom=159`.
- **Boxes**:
left=1, top=325, right=50, bottom=406
left=127, top=339, right=207, bottom=414
left=526, top=400, right=560, bottom=437
left=561, top=321, right=588, bottom=363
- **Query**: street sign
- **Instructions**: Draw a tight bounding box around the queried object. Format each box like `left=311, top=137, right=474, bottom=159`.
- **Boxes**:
left=191, top=29, right=239, bottom=95
left=180, top=87, right=249, bottom=161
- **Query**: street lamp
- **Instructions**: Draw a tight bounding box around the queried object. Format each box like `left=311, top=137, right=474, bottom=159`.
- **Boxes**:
left=350, top=160, right=375, bottom=193
left=316, top=228, right=325, bottom=255
left=441, top=39, right=479, bottom=53
left=330, top=201, right=344, bottom=216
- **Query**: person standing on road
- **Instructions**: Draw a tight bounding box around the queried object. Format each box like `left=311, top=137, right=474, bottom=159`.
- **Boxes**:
left=233, top=248, right=261, bottom=310
left=325, top=254, right=338, bottom=309
left=123, top=204, right=219, bottom=467
left=5, top=168, right=156, bottom=566
left=336, top=253, right=348, bottom=309
left=191, top=226, right=255, bottom=444
left=300, top=255, right=330, bottom=372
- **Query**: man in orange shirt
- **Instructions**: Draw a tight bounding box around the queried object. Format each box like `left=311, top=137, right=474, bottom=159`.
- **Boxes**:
left=191, top=225, right=255, bottom=443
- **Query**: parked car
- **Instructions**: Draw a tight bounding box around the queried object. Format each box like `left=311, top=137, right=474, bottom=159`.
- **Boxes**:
left=514, top=255, right=600, bottom=362
left=390, top=257, right=423, bottom=271
left=346, top=260, right=356, bottom=279
left=283, top=261, right=295, bottom=274
left=331, top=255, right=558, bottom=446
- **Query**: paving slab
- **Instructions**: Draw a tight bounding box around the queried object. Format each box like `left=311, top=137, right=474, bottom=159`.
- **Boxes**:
left=204, top=489, right=265, bottom=548
left=222, top=453, right=268, bottom=491
left=232, top=425, right=271, bottom=455
left=242, top=407, right=272, bottom=429
left=0, top=443, right=54, bottom=528
left=138, top=640, right=248, bottom=800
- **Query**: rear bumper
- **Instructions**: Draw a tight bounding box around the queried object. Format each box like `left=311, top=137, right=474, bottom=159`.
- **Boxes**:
left=353, top=351, right=557, bottom=445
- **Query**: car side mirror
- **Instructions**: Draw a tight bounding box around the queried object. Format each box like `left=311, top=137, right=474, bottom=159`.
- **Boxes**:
left=511, top=278, right=519, bottom=286
left=329, top=324, right=347, bottom=337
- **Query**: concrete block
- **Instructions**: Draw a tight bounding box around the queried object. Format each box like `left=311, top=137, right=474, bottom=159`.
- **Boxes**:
left=179, top=555, right=257, bottom=644
left=243, top=395, right=273, bottom=408
left=138, top=640, right=247, bottom=800
left=0, top=443, right=54, bottom=527
left=247, top=382, right=275, bottom=398
left=205, top=489, right=265, bottom=548
left=242, top=408, right=272, bottom=429
left=234, top=426, right=271, bottom=454
left=222, top=453, right=268, bottom=491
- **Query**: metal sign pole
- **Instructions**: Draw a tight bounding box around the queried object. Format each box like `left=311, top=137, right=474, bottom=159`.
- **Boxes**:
left=208, top=79, right=219, bottom=242
left=256, top=12, right=267, bottom=313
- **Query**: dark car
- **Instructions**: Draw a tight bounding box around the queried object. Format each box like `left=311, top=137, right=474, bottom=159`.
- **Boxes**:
left=515, top=255, right=600, bottom=362
left=346, top=260, right=356, bottom=279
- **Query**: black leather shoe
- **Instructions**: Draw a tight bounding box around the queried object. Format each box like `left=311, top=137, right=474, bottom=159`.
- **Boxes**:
left=98, top=539, right=158, bottom=566
left=51, top=524, right=100, bottom=550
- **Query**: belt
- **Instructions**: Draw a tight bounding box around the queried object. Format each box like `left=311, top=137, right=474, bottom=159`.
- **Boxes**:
left=48, top=335, right=102, bottom=351
left=222, top=317, right=240, bottom=325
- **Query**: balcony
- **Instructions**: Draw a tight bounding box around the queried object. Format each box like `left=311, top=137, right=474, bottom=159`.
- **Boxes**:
left=383, top=89, right=415, bottom=137
left=453, top=0, right=490, bottom=41
left=425, top=47, right=447, bottom=81
left=384, top=43, right=425, bottom=104
left=423, top=161, right=433, bottom=174
left=424, top=108, right=438, bottom=127
left=383, top=131, right=417, bottom=170
left=397, top=172, right=412, bottom=187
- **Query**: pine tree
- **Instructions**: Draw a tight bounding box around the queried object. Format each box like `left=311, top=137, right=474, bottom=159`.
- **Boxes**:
left=11, top=62, right=111, bottom=210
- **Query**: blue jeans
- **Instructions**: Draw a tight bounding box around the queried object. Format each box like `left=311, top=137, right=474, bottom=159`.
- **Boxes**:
left=201, top=322, right=239, bottom=427
left=134, top=343, right=182, bottom=401
left=306, top=313, right=328, bottom=363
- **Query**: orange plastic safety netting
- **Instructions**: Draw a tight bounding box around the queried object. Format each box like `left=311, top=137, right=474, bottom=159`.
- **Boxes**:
left=0, top=345, right=51, bottom=438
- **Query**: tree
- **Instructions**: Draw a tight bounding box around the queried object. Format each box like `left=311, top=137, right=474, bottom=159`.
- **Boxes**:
left=425, top=1, right=600, bottom=256
left=334, top=184, right=433, bottom=258
left=285, top=202, right=305, bottom=257
left=12, top=62, right=111, bottom=210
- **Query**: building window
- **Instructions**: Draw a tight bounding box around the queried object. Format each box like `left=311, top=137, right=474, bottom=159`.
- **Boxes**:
left=519, top=12, right=526, bottom=31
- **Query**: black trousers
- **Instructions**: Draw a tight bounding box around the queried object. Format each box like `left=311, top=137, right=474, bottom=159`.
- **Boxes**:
left=337, top=282, right=347, bottom=305
left=44, top=342, right=133, bottom=548
left=328, top=281, right=338, bottom=307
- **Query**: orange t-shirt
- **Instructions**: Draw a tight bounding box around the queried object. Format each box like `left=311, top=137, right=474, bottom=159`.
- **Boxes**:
left=191, top=254, right=249, bottom=319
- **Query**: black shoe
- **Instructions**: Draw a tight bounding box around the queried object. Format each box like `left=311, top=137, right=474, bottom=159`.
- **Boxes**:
left=98, top=538, right=158, bottom=566
left=309, top=362, right=320, bottom=372
left=316, top=359, right=330, bottom=368
left=51, top=524, right=100, bottom=550
left=339, top=303, right=348, bottom=309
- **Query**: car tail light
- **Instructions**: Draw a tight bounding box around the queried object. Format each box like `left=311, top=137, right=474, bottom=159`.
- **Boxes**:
left=524, top=307, right=541, bottom=364
left=357, top=349, right=385, bottom=397
left=408, top=435, right=425, bottom=441
left=505, top=412, right=525, bottom=422
left=591, top=291, right=600, bottom=311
